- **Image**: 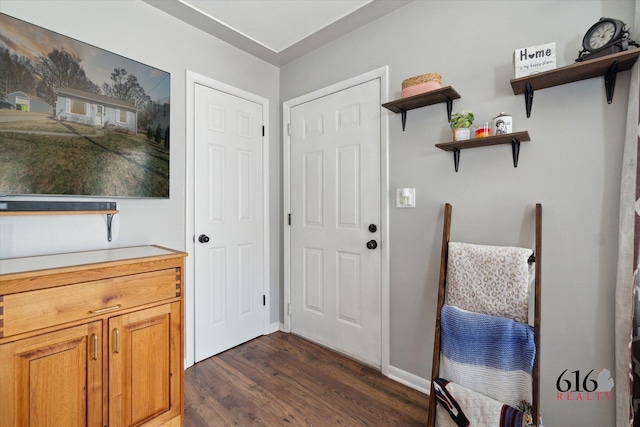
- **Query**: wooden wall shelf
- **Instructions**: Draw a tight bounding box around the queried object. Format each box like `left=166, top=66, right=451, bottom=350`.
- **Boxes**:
left=382, top=86, right=461, bottom=131
left=435, top=131, right=531, bottom=172
left=0, top=201, right=118, bottom=241
left=510, top=48, right=640, bottom=117
left=0, top=210, right=118, bottom=216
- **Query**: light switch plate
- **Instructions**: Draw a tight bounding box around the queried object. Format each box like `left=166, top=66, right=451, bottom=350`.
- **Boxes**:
left=396, top=188, right=415, bottom=208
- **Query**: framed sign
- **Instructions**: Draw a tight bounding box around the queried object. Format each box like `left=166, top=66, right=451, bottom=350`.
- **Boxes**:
left=513, top=42, right=556, bottom=78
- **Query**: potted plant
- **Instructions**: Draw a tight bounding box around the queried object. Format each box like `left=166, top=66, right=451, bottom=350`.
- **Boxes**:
left=449, top=110, right=474, bottom=141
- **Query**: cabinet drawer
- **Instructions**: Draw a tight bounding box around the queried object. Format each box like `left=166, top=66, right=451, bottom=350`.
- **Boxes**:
left=0, top=268, right=180, bottom=338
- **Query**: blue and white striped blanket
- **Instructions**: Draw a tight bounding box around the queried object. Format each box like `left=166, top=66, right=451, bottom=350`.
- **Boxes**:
left=439, top=304, right=535, bottom=409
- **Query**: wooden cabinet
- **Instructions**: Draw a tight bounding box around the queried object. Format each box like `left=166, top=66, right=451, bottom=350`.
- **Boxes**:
left=0, top=245, right=187, bottom=427
left=109, top=303, right=181, bottom=426
left=0, top=321, right=103, bottom=426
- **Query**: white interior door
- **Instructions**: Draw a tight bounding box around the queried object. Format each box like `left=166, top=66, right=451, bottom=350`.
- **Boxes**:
left=289, top=78, right=381, bottom=366
left=194, top=83, right=265, bottom=362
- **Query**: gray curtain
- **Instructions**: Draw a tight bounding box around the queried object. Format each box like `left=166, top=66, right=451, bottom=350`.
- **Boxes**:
left=615, top=5, right=640, bottom=426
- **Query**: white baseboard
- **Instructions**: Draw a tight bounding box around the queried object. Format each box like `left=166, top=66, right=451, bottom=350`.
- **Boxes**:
left=387, top=365, right=431, bottom=395
left=267, top=321, right=281, bottom=333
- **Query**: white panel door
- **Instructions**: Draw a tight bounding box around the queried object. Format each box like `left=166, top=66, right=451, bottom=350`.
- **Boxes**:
left=290, top=78, right=381, bottom=366
left=194, top=83, right=264, bottom=362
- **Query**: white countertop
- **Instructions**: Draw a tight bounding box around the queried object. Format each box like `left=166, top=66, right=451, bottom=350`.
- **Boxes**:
left=0, top=246, right=181, bottom=276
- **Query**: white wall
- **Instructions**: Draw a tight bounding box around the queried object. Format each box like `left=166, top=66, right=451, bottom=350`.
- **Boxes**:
left=280, top=1, right=635, bottom=425
left=0, top=0, right=281, bottom=366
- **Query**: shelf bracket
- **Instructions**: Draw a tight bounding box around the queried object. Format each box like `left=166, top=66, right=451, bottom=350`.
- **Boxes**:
left=107, top=213, right=115, bottom=242
left=0, top=201, right=118, bottom=242
left=401, top=110, right=407, bottom=131
left=443, top=96, right=453, bottom=121
left=524, top=82, right=534, bottom=118
left=604, top=60, right=618, bottom=104
left=511, top=137, right=521, bottom=167
left=452, top=148, right=461, bottom=172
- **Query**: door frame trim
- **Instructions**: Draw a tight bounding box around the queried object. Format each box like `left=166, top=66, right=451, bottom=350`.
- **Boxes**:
left=185, top=70, right=270, bottom=368
left=282, top=66, right=390, bottom=374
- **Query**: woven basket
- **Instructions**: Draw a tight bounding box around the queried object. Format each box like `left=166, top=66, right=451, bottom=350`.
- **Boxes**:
left=402, top=72, right=442, bottom=89
left=401, top=72, right=442, bottom=98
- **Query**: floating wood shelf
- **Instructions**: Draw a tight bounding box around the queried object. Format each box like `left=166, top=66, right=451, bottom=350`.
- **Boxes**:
left=435, top=131, right=531, bottom=172
left=0, top=201, right=118, bottom=241
left=510, top=48, right=640, bottom=117
left=0, top=210, right=118, bottom=215
left=382, top=86, right=461, bottom=131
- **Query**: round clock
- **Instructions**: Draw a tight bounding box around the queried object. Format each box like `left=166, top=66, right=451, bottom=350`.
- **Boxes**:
left=582, top=18, right=625, bottom=52
left=576, top=17, right=638, bottom=62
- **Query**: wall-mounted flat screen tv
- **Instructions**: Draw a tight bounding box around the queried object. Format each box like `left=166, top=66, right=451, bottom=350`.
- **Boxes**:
left=0, top=13, right=171, bottom=198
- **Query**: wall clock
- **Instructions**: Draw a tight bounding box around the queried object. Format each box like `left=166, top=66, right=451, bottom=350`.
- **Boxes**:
left=576, top=17, right=638, bottom=62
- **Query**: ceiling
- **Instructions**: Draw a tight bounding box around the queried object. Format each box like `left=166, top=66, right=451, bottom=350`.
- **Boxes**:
left=141, top=0, right=414, bottom=66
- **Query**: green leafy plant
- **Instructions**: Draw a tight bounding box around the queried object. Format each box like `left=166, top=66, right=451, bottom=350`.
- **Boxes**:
left=449, top=110, right=474, bottom=129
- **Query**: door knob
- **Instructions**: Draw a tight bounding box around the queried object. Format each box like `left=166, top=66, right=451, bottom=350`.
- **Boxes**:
left=198, top=234, right=210, bottom=243
left=369, top=224, right=377, bottom=233
left=366, top=240, right=377, bottom=250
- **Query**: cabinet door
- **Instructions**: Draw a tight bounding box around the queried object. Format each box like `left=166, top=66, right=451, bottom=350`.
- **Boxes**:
left=109, top=302, right=181, bottom=426
left=0, top=321, right=103, bottom=427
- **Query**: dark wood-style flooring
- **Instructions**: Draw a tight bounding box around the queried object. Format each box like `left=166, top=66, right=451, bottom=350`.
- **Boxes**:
left=184, top=332, right=429, bottom=426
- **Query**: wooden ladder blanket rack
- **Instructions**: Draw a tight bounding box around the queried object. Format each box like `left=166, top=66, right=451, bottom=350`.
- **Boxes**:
left=427, top=203, right=542, bottom=426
